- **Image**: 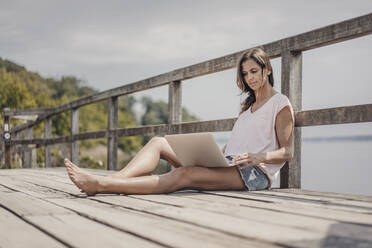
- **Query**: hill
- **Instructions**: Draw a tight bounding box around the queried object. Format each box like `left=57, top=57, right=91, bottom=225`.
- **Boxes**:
left=0, top=57, right=198, bottom=169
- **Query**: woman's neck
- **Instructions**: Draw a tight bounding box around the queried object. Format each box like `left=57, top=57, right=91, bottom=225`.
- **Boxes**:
left=254, top=84, right=275, bottom=104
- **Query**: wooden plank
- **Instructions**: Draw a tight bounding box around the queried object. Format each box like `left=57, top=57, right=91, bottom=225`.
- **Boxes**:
left=19, top=167, right=114, bottom=178
left=0, top=169, right=113, bottom=198
left=170, top=194, right=372, bottom=248
left=93, top=195, right=334, bottom=247
left=295, top=104, right=372, bottom=127
left=0, top=171, right=83, bottom=196
left=0, top=191, right=73, bottom=217
left=107, top=96, right=118, bottom=171
left=173, top=191, right=372, bottom=225
left=17, top=175, right=81, bottom=196
left=0, top=191, right=163, bottom=247
left=281, top=50, right=302, bottom=188
left=246, top=190, right=372, bottom=209
left=48, top=197, right=277, bottom=248
left=0, top=176, right=70, bottom=199
left=0, top=167, right=112, bottom=183
left=128, top=193, right=372, bottom=244
left=274, top=188, right=372, bottom=202
left=0, top=207, right=65, bottom=248
left=0, top=183, right=15, bottom=193
left=44, top=118, right=52, bottom=168
left=203, top=191, right=372, bottom=214
left=27, top=214, right=164, bottom=248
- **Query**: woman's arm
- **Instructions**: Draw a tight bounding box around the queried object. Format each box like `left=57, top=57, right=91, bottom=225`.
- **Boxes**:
left=234, top=106, right=294, bottom=168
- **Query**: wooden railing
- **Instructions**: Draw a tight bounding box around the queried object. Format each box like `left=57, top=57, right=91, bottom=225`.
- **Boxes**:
left=2, top=13, right=372, bottom=188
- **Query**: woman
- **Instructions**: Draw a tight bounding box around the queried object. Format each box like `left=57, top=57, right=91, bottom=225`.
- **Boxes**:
left=64, top=47, right=294, bottom=196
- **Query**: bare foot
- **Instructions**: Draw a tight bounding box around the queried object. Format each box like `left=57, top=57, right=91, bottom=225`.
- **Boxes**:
left=64, top=158, right=100, bottom=196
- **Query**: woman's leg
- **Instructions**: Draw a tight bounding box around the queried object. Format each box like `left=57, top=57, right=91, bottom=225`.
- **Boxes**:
left=110, top=137, right=182, bottom=179
left=64, top=159, right=245, bottom=195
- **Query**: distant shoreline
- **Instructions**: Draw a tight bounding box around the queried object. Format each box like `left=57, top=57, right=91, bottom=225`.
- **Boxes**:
left=215, top=135, right=372, bottom=144
left=302, top=135, right=372, bottom=143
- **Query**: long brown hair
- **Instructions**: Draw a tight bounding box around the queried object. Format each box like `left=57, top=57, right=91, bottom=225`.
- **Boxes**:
left=237, top=47, right=274, bottom=114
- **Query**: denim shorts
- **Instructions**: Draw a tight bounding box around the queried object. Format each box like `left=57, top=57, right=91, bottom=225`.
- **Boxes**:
left=226, top=156, right=269, bottom=191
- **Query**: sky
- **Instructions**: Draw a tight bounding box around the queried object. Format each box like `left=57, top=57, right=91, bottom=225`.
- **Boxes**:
left=1, top=1, right=372, bottom=193
left=1, top=1, right=371, bottom=125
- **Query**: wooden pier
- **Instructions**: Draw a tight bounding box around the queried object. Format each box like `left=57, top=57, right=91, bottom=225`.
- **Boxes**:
left=1, top=167, right=372, bottom=248
left=1, top=12, right=372, bottom=248
left=3, top=13, right=372, bottom=189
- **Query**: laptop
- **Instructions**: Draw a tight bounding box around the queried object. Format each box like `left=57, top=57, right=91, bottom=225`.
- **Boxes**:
left=164, top=132, right=236, bottom=167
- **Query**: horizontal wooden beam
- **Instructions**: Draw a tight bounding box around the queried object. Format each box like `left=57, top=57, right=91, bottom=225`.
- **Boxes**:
left=295, top=104, right=372, bottom=127
left=10, top=119, right=237, bottom=146
left=11, top=122, right=34, bottom=134
left=3, top=108, right=54, bottom=117
left=169, top=118, right=236, bottom=133
left=11, top=115, right=38, bottom=121
left=282, top=13, right=372, bottom=52
left=9, top=13, right=372, bottom=133
left=10, top=104, right=372, bottom=146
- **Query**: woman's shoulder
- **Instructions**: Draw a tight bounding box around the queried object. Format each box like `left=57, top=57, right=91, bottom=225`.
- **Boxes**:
left=272, top=92, right=291, bottom=106
left=273, top=93, right=295, bottom=121
left=273, top=91, right=288, bottom=100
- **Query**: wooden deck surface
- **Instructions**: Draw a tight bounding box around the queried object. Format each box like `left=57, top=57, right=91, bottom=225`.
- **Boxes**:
left=0, top=168, right=372, bottom=248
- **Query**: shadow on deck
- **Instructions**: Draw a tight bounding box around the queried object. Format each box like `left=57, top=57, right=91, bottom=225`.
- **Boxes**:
left=1, top=168, right=372, bottom=248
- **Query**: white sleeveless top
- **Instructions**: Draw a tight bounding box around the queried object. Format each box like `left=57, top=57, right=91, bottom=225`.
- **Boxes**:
left=224, top=93, right=294, bottom=188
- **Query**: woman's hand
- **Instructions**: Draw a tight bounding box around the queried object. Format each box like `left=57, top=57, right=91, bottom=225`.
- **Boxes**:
left=233, top=152, right=265, bottom=169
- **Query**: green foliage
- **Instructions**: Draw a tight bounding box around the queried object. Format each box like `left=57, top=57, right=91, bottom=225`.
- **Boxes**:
left=0, top=57, right=143, bottom=168
left=141, top=96, right=168, bottom=125
left=140, top=96, right=199, bottom=144
left=79, top=155, right=105, bottom=169
left=0, top=67, right=36, bottom=110
left=0, top=57, right=199, bottom=170
left=141, top=96, right=199, bottom=125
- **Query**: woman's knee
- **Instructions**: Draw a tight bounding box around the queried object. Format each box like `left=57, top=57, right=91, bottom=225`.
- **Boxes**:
left=148, top=136, right=167, bottom=150
left=149, top=136, right=166, bottom=145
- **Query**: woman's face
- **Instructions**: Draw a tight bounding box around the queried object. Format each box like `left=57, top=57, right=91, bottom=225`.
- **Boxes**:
left=241, top=59, right=268, bottom=92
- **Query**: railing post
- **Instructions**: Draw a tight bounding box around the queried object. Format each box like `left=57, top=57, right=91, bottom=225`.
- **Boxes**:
left=24, top=122, right=33, bottom=168
left=281, top=50, right=302, bottom=188
left=168, top=80, right=182, bottom=128
left=107, top=96, right=118, bottom=171
left=167, top=81, right=182, bottom=171
left=14, top=132, right=21, bottom=167
left=70, top=108, right=79, bottom=165
left=3, top=111, right=11, bottom=169
left=44, top=117, right=52, bottom=167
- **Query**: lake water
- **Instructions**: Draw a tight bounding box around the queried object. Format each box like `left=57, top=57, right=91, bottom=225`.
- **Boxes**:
left=213, top=134, right=372, bottom=196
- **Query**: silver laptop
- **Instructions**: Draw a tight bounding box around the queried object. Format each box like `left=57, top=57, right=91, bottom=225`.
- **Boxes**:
left=164, top=132, right=235, bottom=167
